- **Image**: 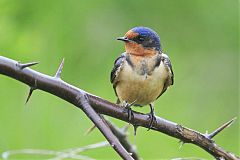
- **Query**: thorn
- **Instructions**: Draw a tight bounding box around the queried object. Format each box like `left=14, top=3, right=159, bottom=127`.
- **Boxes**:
left=133, top=125, right=138, bottom=136
left=207, top=117, right=237, bottom=139
left=84, top=125, right=96, bottom=135
left=25, top=87, right=35, bottom=104
left=18, top=62, right=39, bottom=69
left=121, top=124, right=130, bottom=133
left=55, top=58, right=65, bottom=78
left=178, top=140, right=185, bottom=149
left=205, top=130, right=208, bottom=135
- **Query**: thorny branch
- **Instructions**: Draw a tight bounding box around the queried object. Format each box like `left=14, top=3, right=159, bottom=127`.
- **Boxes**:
left=102, top=117, right=139, bottom=160
left=75, top=92, right=133, bottom=160
left=0, top=56, right=239, bottom=160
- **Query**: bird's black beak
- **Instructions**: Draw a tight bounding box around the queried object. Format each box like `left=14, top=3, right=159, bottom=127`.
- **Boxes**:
left=117, top=37, right=130, bottom=42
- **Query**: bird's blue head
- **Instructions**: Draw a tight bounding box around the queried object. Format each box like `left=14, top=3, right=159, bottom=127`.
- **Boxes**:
left=117, top=27, right=161, bottom=55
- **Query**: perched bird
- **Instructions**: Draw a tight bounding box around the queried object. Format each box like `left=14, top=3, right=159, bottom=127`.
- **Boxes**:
left=111, top=26, right=174, bottom=129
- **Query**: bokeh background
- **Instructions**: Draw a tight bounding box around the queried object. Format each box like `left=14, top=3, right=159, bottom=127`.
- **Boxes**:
left=0, top=0, right=239, bottom=159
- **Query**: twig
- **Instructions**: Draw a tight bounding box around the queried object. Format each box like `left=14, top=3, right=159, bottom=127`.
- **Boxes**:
left=63, top=141, right=109, bottom=153
left=2, top=141, right=109, bottom=160
left=52, top=141, right=109, bottom=160
left=2, top=149, right=61, bottom=159
left=0, top=56, right=239, bottom=160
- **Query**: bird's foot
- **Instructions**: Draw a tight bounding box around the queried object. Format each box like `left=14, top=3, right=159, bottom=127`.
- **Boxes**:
left=123, top=105, right=134, bottom=121
left=147, top=104, right=156, bottom=131
left=122, top=100, right=137, bottom=122
left=147, top=112, right=156, bottom=130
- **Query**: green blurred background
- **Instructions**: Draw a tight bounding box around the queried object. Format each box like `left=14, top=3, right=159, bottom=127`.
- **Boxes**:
left=0, top=0, right=239, bottom=159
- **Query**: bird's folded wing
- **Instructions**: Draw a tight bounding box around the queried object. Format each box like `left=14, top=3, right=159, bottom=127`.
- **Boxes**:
left=157, top=53, right=174, bottom=99
left=110, top=52, right=126, bottom=91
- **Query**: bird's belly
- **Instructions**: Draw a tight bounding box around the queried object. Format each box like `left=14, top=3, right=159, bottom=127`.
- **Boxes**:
left=116, top=62, right=168, bottom=106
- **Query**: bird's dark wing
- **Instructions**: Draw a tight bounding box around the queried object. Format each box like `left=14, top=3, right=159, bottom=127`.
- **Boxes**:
left=110, top=53, right=126, bottom=96
left=157, top=53, right=174, bottom=98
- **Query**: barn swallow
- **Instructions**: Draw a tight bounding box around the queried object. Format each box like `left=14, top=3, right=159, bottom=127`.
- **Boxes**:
left=111, top=27, right=174, bottom=129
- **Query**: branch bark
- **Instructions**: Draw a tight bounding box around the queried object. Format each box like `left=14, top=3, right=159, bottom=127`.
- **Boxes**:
left=104, top=117, right=139, bottom=160
left=0, top=56, right=239, bottom=160
left=76, top=93, right=133, bottom=160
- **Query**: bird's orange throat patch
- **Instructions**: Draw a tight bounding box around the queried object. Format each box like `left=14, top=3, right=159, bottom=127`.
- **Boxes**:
left=125, top=42, right=156, bottom=57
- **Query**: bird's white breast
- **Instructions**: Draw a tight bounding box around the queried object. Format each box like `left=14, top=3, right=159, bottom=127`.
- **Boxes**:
left=116, top=57, right=169, bottom=106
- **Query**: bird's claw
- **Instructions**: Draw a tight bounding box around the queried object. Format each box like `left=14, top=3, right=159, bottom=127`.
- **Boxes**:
left=147, top=103, right=156, bottom=131
left=147, top=112, right=156, bottom=130
left=122, top=100, right=137, bottom=122
left=123, top=106, right=134, bottom=121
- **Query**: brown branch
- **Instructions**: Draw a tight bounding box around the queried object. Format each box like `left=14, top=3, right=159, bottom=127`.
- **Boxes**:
left=75, top=93, right=133, bottom=160
left=85, top=115, right=140, bottom=159
left=2, top=56, right=134, bottom=160
left=103, top=117, right=139, bottom=160
left=0, top=56, right=239, bottom=160
left=53, top=58, right=133, bottom=160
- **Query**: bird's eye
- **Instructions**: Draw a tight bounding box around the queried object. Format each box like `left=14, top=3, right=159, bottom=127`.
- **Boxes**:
left=138, top=36, right=144, bottom=41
